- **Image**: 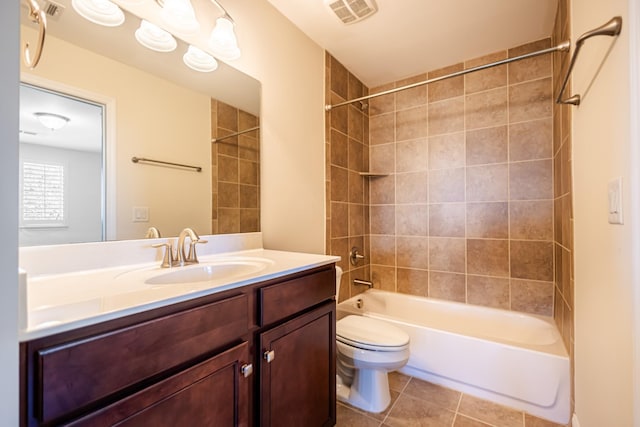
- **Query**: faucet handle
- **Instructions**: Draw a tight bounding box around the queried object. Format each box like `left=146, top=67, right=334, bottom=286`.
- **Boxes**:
left=186, top=239, right=208, bottom=264
left=152, top=242, right=174, bottom=268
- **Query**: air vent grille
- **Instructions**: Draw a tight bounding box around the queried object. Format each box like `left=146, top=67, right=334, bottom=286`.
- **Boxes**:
left=39, top=0, right=65, bottom=21
left=324, top=0, right=377, bottom=25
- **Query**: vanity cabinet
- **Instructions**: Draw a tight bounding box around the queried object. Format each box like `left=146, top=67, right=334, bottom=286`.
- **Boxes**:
left=20, top=264, right=336, bottom=427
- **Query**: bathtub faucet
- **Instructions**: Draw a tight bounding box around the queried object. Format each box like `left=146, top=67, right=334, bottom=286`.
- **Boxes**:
left=353, top=278, right=373, bottom=288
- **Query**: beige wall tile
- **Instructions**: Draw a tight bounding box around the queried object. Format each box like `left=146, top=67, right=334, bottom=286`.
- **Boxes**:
left=218, top=208, right=239, bottom=233
left=330, top=55, right=348, bottom=99
left=370, top=175, right=395, bottom=204
left=331, top=202, right=348, bottom=238
left=511, top=279, right=554, bottom=316
left=348, top=171, right=364, bottom=204
left=510, top=200, right=553, bottom=240
left=429, top=63, right=464, bottom=102
left=331, top=166, right=348, bottom=202
left=372, top=265, right=397, bottom=292
left=429, top=271, right=466, bottom=302
left=466, top=125, right=508, bottom=166
left=429, top=203, right=466, bottom=237
left=369, top=83, right=395, bottom=116
left=239, top=185, right=258, bottom=209
left=467, top=239, right=509, bottom=277
left=218, top=155, right=238, bottom=183
left=370, top=235, right=396, bottom=266
left=467, top=202, right=509, bottom=238
left=508, top=38, right=552, bottom=84
left=396, top=204, right=428, bottom=236
left=429, top=132, right=465, bottom=170
left=370, top=143, right=395, bottom=173
left=510, top=159, right=553, bottom=200
left=330, top=92, right=348, bottom=134
left=217, top=102, right=238, bottom=131
left=466, top=164, right=508, bottom=202
left=369, top=112, right=395, bottom=145
left=239, top=160, right=258, bottom=185
left=397, top=268, right=429, bottom=296
left=347, top=105, right=364, bottom=143
left=509, top=118, right=552, bottom=161
left=509, top=77, right=553, bottom=123
left=348, top=203, right=364, bottom=236
left=429, top=237, right=466, bottom=273
left=429, top=167, right=466, bottom=202
left=239, top=209, right=259, bottom=232
left=370, top=205, right=395, bottom=235
left=218, top=182, right=239, bottom=208
left=396, top=105, right=428, bottom=141
left=396, top=138, right=428, bottom=173
left=465, top=51, right=508, bottom=94
left=348, top=138, right=364, bottom=172
left=510, top=240, right=554, bottom=281
left=428, top=97, right=465, bottom=135
left=396, top=73, right=428, bottom=110
left=465, top=87, right=508, bottom=130
left=396, top=172, right=428, bottom=204
left=397, top=236, right=429, bottom=269
left=467, top=275, right=510, bottom=309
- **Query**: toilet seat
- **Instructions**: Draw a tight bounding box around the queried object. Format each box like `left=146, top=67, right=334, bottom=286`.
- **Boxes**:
left=337, top=315, right=410, bottom=352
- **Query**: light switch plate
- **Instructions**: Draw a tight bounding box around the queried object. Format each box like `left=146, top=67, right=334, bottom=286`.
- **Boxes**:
left=133, top=206, right=149, bottom=222
left=608, top=177, right=623, bottom=224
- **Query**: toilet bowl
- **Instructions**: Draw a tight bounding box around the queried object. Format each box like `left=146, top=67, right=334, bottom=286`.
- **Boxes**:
left=335, top=267, right=410, bottom=413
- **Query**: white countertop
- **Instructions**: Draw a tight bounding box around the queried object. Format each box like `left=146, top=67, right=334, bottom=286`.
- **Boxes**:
left=20, top=240, right=339, bottom=341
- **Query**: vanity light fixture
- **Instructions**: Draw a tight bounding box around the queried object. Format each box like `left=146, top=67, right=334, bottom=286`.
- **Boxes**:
left=208, top=0, right=241, bottom=60
left=71, top=0, right=125, bottom=27
left=160, top=0, right=200, bottom=35
left=135, top=20, right=177, bottom=52
left=34, top=112, right=70, bottom=131
left=183, top=45, right=219, bottom=72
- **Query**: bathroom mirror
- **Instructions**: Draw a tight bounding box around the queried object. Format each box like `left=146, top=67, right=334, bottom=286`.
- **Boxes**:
left=19, top=0, right=261, bottom=246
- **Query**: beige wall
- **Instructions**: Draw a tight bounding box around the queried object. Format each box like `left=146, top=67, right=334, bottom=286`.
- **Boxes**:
left=21, top=27, right=212, bottom=240
left=572, top=0, right=635, bottom=425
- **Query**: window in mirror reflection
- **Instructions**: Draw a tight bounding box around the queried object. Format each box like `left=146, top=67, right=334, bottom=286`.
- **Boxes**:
left=19, top=83, right=105, bottom=246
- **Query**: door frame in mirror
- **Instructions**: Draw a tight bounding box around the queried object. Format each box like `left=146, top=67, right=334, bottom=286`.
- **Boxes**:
left=20, top=73, right=117, bottom=242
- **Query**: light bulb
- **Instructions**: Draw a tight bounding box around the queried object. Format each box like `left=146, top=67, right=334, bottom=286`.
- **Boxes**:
left=135, top=20, right=177, bottom=52
left=160, top=0, right=200, bottom=35
left=183, top=45, right=218, bottom=72
left=71, top=0, right=125, bottom=27
left=208, top=16, right=241, bottom=61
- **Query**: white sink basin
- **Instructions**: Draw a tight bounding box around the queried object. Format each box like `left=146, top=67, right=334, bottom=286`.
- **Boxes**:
left=145, top=259, right=270, bottom=285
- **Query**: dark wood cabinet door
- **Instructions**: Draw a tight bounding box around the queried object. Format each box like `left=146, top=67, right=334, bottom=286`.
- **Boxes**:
left=66, top=342, right=252, bottom=427
left=259, top=302, right=336, bottom=427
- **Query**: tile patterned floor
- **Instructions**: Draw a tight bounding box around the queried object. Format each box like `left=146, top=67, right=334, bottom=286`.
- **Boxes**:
left=335, top=372, right=566, bottom=427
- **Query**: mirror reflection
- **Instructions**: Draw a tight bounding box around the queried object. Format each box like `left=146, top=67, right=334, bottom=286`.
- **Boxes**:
left=19, top=0, right=261, bottom=246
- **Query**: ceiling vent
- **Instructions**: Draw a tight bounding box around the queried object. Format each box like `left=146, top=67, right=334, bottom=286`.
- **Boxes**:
left=324, top=0, right=378, bottom=25
left=39, top=0, right=65, bottom=21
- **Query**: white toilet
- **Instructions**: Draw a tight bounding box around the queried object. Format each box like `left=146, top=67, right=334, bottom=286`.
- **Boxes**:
left=335, top=267, right=410, bottom=413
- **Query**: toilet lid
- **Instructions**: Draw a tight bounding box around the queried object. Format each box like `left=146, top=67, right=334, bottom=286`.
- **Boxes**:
left=337, top=315, right=409, bottom=350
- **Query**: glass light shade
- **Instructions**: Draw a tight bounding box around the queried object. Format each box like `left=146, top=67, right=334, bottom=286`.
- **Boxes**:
left=34, top=112, right=70, bottom=131
left=135, top=20, right=177, bottom=52
left=183, top=45, right=218, bottom=72
left=208, top=16, right=241, bottom=61
left=71, top=0, right=125, bottom=27
left=161, top=0, right=200, bottom=35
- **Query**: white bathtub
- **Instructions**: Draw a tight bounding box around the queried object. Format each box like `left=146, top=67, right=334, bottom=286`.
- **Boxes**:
left=337, top=289, right=570, bottom=424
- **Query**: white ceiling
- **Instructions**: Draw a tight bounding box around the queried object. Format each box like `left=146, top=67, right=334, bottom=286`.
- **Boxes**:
left=266, top=0, right=559, bottom=88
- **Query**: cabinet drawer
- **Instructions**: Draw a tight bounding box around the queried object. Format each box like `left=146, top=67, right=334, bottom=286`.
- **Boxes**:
left=259, top=267, right=335, bottom=326
left=36, top=294, right=248, bottom=425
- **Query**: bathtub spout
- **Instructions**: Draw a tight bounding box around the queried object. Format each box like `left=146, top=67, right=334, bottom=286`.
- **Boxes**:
left=353, top=279, right=373, bottom=288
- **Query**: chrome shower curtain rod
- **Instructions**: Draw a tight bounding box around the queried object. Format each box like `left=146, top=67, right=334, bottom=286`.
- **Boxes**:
left=325, top=42, right=570, bottom=111
left=325, top=16, right=623, bottom=111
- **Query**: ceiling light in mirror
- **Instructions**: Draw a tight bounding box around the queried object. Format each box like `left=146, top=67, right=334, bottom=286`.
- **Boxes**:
left=71, top=0, right=125, bottom=27
left=208, top=16, right=240, bottom=60
left=135, top=20, right=177, bottom=52
left=34, top=112, right=71, bottom=131
left=183, top=45, right=218, bottom=72
left=160, top=0, right=200, bottom=35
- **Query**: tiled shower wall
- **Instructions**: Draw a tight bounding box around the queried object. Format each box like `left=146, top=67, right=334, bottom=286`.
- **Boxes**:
left=327, top=38, right=559, bottom=315
left=366, top=40, right=555, bottom=316
left=211, top=99, right=260, bottom=234
left=325, top=54, right=371, bottom=302
left=552, top=0, right=574, bottom=404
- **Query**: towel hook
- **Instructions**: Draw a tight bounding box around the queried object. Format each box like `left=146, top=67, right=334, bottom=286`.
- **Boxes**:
left=23, top=0, right=47, bottom=69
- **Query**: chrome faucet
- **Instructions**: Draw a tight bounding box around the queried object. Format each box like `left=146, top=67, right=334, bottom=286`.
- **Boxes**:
left=151, top=228, right=207, bottom=268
